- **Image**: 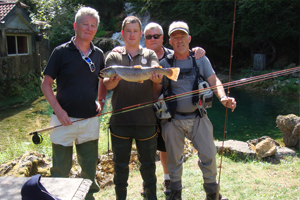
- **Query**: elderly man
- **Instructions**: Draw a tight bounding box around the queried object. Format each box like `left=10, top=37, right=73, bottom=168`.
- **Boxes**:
left=142, top=22, right=206, bottom=196
left=159, top=21, right=236, bottom=200
left=41, top=7, right=107, bottom=200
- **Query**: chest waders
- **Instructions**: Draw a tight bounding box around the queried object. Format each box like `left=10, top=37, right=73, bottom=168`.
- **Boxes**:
left=164, top=51, right=213, bottom=119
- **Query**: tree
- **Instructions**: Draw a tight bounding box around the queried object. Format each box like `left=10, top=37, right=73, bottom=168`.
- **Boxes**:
left=128, top=0, right=300, bottom=68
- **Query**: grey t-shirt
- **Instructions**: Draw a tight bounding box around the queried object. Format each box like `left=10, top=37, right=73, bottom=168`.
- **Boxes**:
left=160, top=55, right=215, bottom=119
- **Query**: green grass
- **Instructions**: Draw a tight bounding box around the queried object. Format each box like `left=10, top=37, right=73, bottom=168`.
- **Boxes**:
left=95, top=154, right=300, bottom=200
left=0, top=91, right=113, bottom=164
left=0, top=85, right=299, bottom=199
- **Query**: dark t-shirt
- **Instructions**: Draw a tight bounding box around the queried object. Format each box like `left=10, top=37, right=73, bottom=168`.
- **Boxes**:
left=105, top=46, right=159, bottom=126
left=43, top=38, right=105, bottom=118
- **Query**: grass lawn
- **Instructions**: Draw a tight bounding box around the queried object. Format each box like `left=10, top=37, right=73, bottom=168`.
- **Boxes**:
left=95, top=154, right=300, bottom=200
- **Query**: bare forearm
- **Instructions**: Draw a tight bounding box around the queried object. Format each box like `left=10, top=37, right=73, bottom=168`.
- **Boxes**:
left=41, top=79, right=62, bottom=113
left=97, top=79, right=108, bottom=113
left=103, top=77, right=120, bottom=90
left=153, top=83, right=162, bottom=100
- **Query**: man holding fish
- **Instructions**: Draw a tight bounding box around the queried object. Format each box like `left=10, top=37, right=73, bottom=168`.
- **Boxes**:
left=102, top=16, right=163, bottom=200
left=158, top=21, right=237, bottom=200
left=106, top=22, right=206, bottom=197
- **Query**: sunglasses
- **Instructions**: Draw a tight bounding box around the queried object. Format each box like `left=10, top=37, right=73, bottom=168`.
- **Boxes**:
left=145, top=34, right=162, bottom=40
left=84, top=57, right=96, bottom=72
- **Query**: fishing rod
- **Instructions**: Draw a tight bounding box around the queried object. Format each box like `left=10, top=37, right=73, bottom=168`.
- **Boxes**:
left=29, top=114, right=101, bottom=144
left=217, top=0, right=237, bottom=198
left=29, top=66, right=300, bottom=144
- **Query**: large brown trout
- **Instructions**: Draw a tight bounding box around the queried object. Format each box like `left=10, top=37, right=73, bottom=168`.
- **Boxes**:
left=100, top=65, right=180, bottom=83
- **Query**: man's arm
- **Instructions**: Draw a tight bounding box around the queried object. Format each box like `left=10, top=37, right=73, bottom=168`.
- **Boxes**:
left=96, top=78, right=107, bottom=114
left=207, top=74, right=236, bottom=112
left=41, top=75, right=72, bottom=125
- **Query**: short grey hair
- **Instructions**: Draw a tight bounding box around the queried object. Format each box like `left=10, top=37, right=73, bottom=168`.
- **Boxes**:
left=75, top=7, right=100, bottom=27
left=144, top=22, right=164, bottom=35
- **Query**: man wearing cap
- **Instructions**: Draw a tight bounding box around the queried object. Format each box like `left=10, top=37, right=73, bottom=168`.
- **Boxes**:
left=142, top=22, right=206, bottom=196
left=41, top=7, right=106, bottom=200
left=158, top=21, right=237, bottom=200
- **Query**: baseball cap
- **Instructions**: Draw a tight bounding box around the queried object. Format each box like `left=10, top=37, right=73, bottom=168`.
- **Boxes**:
left=21, top=174, right=62, bottom=200
left=168, top=21, right=189, bottom=36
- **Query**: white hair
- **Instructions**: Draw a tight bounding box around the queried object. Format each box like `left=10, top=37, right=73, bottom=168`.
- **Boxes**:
left=144, top=22, right=164, bottom=35
left=75, top=7, right=100, bottom=27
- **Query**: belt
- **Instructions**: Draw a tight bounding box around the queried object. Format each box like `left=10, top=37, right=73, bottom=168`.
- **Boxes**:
left=175, top=111, right=197, bottom=116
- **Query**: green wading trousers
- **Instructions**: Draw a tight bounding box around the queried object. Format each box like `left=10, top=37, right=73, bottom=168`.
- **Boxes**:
left=51, top=140, right=99, bottom=200
left=110, top=126, right=157, bottom=200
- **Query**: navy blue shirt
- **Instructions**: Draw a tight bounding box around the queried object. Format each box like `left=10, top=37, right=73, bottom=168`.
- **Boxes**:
left=43, top=38, right=105, bottom=118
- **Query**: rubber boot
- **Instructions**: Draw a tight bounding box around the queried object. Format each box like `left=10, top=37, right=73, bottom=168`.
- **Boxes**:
left=50, top=143, right=73, bottom=177
left=136, top=135, right=157, bottom=200
left=203, top=182, right=228, bottom=200
left=167, top=190, right=182, bottom=200
left=76, top=139, right=100, bottom=200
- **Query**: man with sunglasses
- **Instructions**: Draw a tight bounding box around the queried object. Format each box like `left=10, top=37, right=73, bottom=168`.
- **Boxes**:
left=158, top=21, right=237, bottom=200
left=41, top=7, right=106, bottom=200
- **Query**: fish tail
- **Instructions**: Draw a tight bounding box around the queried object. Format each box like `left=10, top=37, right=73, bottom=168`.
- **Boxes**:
left=166, top=68, right=180, bottom=81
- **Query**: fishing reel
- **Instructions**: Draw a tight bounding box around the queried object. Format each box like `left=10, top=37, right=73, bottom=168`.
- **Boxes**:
left=30, top=132, right=43, bottom=144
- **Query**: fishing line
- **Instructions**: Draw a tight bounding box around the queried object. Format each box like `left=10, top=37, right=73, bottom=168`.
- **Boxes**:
left=28, top=66, right=300, bottom=138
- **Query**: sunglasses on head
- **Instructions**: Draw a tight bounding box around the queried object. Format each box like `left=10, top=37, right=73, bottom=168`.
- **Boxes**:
left=145, top=34, right=162, bottom=40
left=84, top=57, right=95, bottom=72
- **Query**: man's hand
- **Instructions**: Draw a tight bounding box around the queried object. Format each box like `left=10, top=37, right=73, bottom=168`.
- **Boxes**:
left=96, top=100, right=104, bottom=114
left=220, top=96, right=237, bottom=112
left=103, top=76, right=122, bottom=90
left=111, top=46, right=124, bottom=53
left=55, top=108, right=72, bottom=126
left=192, top=47, right=206, bottom=59
left=150, top=65, right=163, bottom=84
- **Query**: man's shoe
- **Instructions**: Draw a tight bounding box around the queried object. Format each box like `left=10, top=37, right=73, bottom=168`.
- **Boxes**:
left=140, top=185, right=145, bottom=197
left=206, top=193, right=228, bottom=200
left=167, top=190, right=182, bottom=200
left=163, top=180, right=171, bottom=195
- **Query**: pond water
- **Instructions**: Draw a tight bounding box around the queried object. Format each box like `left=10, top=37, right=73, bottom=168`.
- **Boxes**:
left=208, top=88, right=299, bottom=142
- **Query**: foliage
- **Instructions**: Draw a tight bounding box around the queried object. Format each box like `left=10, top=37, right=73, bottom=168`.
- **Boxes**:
left=128, top=0, right=299, bottom=46
left=0, top=73, right=43, bottom=109
left=128, top=0, right=300, bottom=68
left=27, top=0, right=125, bottom=49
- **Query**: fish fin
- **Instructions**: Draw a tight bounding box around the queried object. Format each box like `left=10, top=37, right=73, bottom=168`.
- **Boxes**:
left=166, top=67, right=180, bottom=81
left=133, top=65, right=142, bottom=69
left=158, top=66, right=162, bottom=69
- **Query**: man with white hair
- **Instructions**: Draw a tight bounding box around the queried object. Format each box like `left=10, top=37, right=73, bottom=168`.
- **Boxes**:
left=41, top=7, right=106, bottom=200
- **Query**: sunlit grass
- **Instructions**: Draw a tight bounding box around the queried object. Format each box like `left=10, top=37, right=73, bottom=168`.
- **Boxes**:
left=95, top=154, right=300, bottom=200
left=0, top=92, right=113, bottom=164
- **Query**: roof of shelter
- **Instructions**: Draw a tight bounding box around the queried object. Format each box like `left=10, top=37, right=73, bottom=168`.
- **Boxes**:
left=0, top=1, right=29, bottom=21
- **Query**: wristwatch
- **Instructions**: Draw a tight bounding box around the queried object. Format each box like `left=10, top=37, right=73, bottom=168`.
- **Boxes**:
left=98, top=99, right=106, bottom=103
left=219, top=95, right=227, bottom=101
